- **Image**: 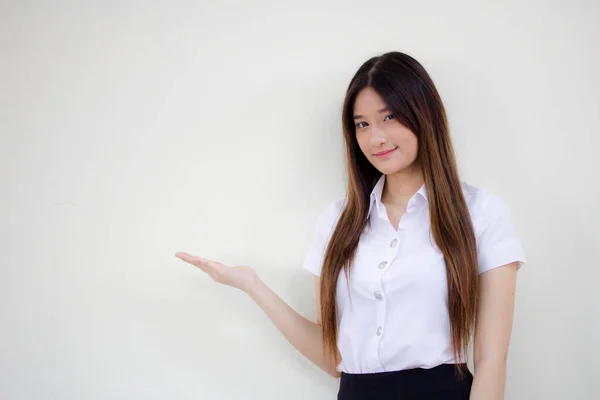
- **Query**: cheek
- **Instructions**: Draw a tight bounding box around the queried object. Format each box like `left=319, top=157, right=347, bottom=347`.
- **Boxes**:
left=398, top=133, right=419, bottom=155
left=407, top=137, right=419, bottom=156
left=355, top=134, right=369, bottom=154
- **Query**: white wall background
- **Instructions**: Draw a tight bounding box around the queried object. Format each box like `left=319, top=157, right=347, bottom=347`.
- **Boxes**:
left=2, top=0, right=599, bottom=399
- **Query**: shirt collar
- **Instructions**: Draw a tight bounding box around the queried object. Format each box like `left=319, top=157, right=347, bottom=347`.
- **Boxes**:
left=367, top=174, right=428, bottom=218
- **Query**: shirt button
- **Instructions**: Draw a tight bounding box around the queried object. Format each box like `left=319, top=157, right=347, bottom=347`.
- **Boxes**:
left=390, top=238, right=398, bottom=248
left=377, top=261, right=388, bottom=270
left=376, top=326, right=382, bottom=336
left=373, top=291, right=383, bottom=301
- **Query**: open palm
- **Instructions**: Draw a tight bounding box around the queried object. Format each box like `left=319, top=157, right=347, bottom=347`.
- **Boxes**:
left=175, top=252, right=258, bottom=292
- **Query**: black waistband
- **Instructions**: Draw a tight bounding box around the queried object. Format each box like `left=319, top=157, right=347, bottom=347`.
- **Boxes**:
left=339, top=363, right=472, bottom=393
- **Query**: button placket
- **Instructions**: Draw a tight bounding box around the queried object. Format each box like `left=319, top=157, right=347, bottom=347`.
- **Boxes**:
left=374, top=281, right=387, bottom=371
left=380, top=234, right=401, bottom=273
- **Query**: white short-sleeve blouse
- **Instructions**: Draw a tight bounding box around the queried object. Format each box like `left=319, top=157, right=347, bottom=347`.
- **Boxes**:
left=302, top=174, right=526, bottom=374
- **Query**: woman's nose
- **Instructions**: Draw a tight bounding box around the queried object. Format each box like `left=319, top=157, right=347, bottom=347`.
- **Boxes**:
left=370, top=126, right=387, bottom=145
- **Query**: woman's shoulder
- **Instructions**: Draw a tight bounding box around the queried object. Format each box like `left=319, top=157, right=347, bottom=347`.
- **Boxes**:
left=301, top=196, right=348, bottom=276
left=460, top=182, right=515, bottom=228
left=315, top=195, right=347, bottom=230
left=460, top=182, right=527, bottom=272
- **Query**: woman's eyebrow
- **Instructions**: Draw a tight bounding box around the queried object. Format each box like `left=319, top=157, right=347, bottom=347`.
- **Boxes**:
left=353, top=107, right=391, bottom=119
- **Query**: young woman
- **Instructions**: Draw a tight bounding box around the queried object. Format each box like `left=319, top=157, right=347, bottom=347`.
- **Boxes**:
left=176, top=51, right=526, bottom=399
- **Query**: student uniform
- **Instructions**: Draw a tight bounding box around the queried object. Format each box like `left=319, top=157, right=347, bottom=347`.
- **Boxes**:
left=302, top=174, right=527, bottom=399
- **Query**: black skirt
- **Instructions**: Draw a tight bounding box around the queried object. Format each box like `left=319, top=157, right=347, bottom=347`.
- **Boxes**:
left=337, top=363, right=473, bottom=400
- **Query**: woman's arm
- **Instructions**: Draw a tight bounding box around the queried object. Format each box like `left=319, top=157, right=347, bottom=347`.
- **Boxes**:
left=470, top=262, right=519, bottom=400
left=175, top=252, right=341, bottom=378
left=246, top=275, right=341, bottom=377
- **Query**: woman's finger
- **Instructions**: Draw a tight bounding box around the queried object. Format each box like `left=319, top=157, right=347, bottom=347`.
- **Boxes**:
left=175, top=252, right=228, bottom=283
left=175, top=252, right=215, bottom=274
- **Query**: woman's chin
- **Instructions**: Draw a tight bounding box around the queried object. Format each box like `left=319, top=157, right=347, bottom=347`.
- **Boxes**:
left=373, top=160, right=408, bottom=175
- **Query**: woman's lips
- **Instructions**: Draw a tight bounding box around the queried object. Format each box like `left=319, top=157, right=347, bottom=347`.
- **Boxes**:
left=374, top=147, right=398, bottom=158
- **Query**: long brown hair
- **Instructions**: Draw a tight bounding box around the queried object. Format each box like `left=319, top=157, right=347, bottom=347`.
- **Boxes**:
left=319, top=51, right=478, bottom=377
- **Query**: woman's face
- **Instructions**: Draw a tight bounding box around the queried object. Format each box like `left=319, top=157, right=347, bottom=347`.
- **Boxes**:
left=353, top=87, right=419, bottom=175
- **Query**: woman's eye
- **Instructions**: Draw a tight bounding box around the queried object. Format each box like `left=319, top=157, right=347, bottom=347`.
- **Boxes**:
left=356, top=115, right=393, bottom=129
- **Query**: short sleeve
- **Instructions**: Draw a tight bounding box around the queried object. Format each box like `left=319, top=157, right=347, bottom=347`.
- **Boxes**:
left=475, top=190, right=527, bottom=274
left=301, top=198, right=345, bottom=276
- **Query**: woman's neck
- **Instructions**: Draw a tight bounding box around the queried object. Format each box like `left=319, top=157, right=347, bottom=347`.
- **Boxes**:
left=381, top=164, right=424, bottom=207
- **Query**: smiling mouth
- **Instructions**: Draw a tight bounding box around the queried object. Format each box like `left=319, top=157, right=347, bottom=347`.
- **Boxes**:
left=374, top=147, right=398, bottom=157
